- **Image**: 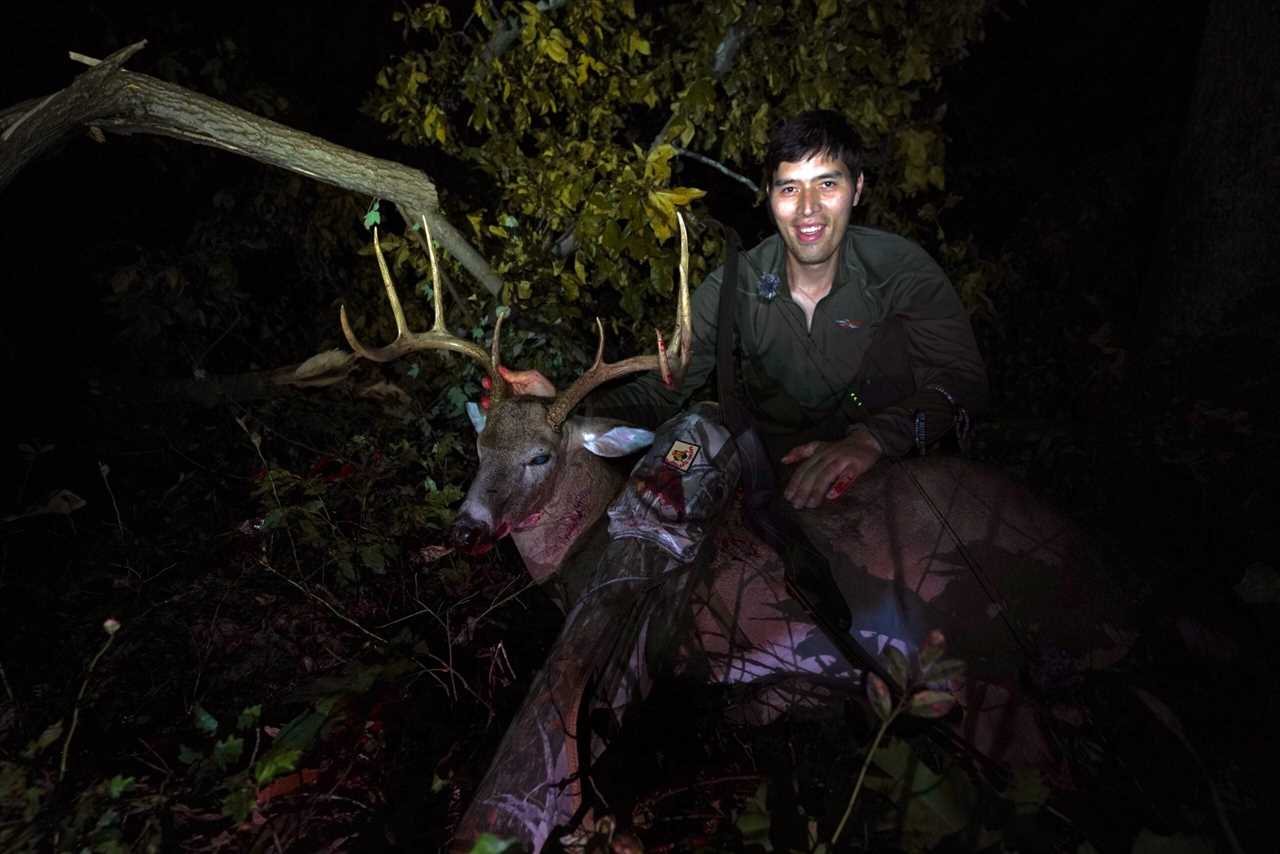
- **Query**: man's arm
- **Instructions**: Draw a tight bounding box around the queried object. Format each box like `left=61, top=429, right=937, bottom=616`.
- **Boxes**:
left=783, top=257, right=987, bottom=508
left=857, top=268, right=988, bottom=457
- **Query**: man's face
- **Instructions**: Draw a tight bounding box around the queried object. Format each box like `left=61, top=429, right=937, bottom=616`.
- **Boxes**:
left=768, top=154, right=862, bottom=270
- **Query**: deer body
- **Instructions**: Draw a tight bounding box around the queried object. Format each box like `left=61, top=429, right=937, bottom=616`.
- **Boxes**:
left=333, top=219, right=1126, bottom=852
left=449, top=405, right=1131, bottom=850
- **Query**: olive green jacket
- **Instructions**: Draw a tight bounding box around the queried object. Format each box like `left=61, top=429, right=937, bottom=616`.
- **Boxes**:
left=584, top=226, right=988, bottom=458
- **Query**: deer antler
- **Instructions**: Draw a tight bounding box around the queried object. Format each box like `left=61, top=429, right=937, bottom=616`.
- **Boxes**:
left=546, top=211, right=692, bottom=429
left=340, top=216, right=510, bottom=405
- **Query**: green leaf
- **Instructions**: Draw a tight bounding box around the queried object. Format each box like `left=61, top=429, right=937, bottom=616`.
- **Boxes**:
left=178, top=744, right=202, bottom=766
left=868, top=739, right=976, bottom=848
left=921, top=657, right=964, bottom=682
left=468, top=833, right=518, bottom=854
left=237, top=705, right=262, bottom=732
left=883, top=644, right=910, bottom=688
left=107, top=775, right=135, bottom=799
left=193, top=704, right=219, bottom=737
left=24, top=720, right=64, bottom=758
left=363, top=200, right=382, bottom=230
left=735, top=782, right=773, bottom=851
left=1005, top=768, right=1050, bottom=815
left=213, top=735, right=245, bottom=771
left=918, top=629, right=947, bottom=672
left=866, top=672, right=893, bottom=722
left=254, top=747, right=302, bottom=785
left=221, top=785, right=257, bottom=823
left=907, top=689, right=956, bottom=719
left=359, top=543, right=387, bottom=573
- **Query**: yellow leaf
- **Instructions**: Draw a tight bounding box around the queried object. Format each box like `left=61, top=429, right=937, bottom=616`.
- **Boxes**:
left=656, top=186, right=706, bottom=207
left=817, top=0, right=837, bottom=20
left=543, top=37, right=569, bottom=64
left=488, top=225, right=509, bottom=237
left=628, top=31, right=650, bottom=56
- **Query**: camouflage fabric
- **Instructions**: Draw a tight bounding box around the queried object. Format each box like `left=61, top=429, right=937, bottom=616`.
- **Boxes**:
left=606, top=403, right=740, bottom=562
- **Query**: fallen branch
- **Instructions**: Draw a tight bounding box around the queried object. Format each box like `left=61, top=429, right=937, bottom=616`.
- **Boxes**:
left=0, top=41, right=504, bottom=296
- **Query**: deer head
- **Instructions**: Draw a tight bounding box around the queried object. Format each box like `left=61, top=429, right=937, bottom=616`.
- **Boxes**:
left=341, top=215, right=692, bottom=567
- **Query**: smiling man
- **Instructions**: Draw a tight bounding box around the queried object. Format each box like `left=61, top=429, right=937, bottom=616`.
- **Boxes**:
left=502, top=111, right=986, bottom=507
left=562, top=110, right=989, bottom=508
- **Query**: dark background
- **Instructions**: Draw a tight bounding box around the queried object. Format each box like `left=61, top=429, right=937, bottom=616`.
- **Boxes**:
left=1, top=1, right=1275, bottom=850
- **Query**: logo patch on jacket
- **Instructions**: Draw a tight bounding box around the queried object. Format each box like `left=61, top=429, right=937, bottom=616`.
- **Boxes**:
left=663, top=440, right=700, bottom=472
left=834, top=318, right=864, bottom=329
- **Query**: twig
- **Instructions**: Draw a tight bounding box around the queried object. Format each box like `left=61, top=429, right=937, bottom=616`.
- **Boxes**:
left=675, top=147, right=759, bottom=194
left=60, top=619, right=120, bottom=781
left=98, top=460, right=126, bottom=535
left=233, top=414, right=305, bottom=577
left=831, top=697, right=903, bottom=846
left=260, top=559, right=388, bottom=647
left=0, top=659, right=15, bottom=705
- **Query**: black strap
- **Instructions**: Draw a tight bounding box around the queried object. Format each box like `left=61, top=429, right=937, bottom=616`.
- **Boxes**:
left=714, top=230, right=900, bottom=692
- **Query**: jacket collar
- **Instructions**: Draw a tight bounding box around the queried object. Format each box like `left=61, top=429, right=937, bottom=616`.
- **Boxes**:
left=755, top=228, right=867, bottom=298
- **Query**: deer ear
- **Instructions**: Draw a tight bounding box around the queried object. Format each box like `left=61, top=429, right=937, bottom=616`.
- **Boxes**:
left=578, top=422, right=654, bottom=458
left=466, top=401, right=487, bottom=433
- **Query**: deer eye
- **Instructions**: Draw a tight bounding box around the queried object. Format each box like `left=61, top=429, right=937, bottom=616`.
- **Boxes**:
left=527, top=453, right=552, bottom=467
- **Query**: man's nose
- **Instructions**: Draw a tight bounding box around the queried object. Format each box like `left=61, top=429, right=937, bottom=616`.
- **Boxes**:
left=800, top=186, right=817, bottom=215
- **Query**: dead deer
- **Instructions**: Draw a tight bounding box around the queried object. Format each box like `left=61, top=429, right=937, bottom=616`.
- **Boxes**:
left=338, top=215, right=1131, bottom=851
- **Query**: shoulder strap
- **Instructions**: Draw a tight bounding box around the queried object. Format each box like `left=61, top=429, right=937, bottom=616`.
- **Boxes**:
left=715, top=228, right=751, bottom=437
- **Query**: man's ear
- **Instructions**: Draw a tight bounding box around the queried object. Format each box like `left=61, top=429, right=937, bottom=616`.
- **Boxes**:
left=853, top=171, right=865, bottom=207
left=466, top=401, right=487, bottom=433
left=573, top=418, right=654, bottom=458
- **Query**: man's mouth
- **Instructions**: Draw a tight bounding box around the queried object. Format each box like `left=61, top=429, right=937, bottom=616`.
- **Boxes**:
left=795, top=223, right=825, bottom=244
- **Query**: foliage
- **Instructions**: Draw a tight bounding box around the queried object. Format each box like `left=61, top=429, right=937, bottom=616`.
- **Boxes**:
left=366, top=0, right=995, bottom=375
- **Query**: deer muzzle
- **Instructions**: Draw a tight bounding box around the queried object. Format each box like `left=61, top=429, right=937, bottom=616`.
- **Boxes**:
left=449, top=512, right=508, bottom=555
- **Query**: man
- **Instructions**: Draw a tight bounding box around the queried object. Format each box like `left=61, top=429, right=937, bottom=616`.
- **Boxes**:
left=503, top=110, right=988, bottom=507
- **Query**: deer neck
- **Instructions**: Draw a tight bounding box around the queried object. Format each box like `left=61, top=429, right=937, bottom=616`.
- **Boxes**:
left=510, top=447, right=624, bottom=584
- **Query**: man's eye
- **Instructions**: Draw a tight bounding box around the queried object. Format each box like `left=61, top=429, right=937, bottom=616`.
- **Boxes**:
left=528, top=453, right=551, bottom=466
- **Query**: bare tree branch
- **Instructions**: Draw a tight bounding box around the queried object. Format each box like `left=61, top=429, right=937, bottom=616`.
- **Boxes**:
left=675, top=146, right=759, bottom=194
left=0, top=41, right=505, bottom=296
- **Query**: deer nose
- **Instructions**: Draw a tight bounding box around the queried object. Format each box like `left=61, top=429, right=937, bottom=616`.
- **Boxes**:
left=449, top=515, right=492, bottom=554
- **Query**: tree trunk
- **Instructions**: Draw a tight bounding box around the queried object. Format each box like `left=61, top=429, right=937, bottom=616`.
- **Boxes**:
left=0, top=42, right=504, bottom=296
left=1140, top=0, right=1280, bottom=344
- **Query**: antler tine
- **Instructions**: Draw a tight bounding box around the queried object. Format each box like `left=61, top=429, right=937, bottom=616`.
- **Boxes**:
left=546, top=211, right=693, bottom=429
left=339, top=217, right=509, bottom=404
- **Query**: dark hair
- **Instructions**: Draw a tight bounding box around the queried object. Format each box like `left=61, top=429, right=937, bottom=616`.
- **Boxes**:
left=763, top=110, right=863, bottom=185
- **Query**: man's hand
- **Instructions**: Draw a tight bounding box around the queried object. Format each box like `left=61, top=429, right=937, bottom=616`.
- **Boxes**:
left=780, top=429, right=883, bottom=509
left=495, top=365, right=556, bottom=398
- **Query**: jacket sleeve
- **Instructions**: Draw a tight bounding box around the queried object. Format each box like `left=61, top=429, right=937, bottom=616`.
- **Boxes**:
left=858, top=261, right=989, bottom=457
left=580, top=267, right=725, bottom=429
